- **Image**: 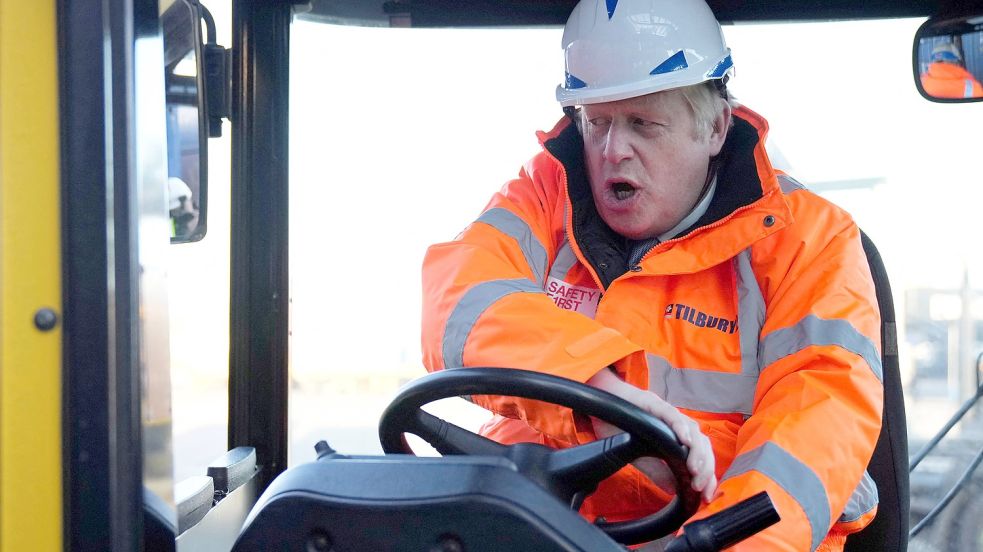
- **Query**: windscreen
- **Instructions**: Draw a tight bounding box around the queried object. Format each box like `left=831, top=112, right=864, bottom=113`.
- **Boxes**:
left=281, top=16, right=983, bottom=549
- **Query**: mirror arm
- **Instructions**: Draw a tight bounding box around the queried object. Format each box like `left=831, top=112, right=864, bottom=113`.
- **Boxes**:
left=198, top=2, right=217, bottom=44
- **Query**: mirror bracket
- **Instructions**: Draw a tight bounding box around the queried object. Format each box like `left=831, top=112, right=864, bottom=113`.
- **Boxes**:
left=198, top=3, right=231, bottom=137
left=203, top=43, right=231, bottom=138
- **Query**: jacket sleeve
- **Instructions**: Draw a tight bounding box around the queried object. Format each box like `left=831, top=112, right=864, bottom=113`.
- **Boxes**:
left=421, top=161, right=646, bottom=445
left=690, top=201, right=883, bottom=551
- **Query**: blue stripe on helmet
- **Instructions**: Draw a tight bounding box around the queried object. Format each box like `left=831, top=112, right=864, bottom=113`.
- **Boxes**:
left=707, top=54, right=733, bottom=79
left=933, top=51, right=961, bottom=63
left=565, top=72, right=588, bottom=90
left=606, top=0, right=619, bottom=20
left=650, top=50, right=688, bottom=75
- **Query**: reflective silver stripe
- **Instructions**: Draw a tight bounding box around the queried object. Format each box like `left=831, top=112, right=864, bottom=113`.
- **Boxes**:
left=759, top=314, right=883, bottom=382
left=647, top=354, right=756, bottom=415
left=840, top=470, right=878, bottom=523
left=735, top=249, right=765, bottom=376
left=476, top=208, right=548, bottom=285
left=548, top=241, right=578, bottom=282
left=723, top=442, right=830, bottom=551
left=966, top=79, right=975, bottom=98
left=777, top=174, right=805, bottom=194
left=442, top=278, right=543, bottom=369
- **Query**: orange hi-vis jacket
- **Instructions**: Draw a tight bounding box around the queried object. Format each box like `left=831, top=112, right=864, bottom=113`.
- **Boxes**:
left=921, top=61, right=983, bottom=99
left=421, top=105, right=883, bottom=551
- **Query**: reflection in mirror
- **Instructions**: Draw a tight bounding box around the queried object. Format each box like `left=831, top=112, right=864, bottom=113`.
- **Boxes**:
left=915, top=15, right=983, bottom=102
left=163, top=0, right=208, bottom=242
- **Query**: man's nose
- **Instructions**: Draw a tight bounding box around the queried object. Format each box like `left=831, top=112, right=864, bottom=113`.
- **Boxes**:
left=602, top=124, right=633, bottom=164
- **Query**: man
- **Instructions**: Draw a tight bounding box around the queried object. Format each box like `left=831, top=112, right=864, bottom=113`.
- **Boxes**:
left=921, top=42, right=983, bottom=99
left=168, top=176, right=198, bottom=238
left=421, top=1, right=883, bottom=550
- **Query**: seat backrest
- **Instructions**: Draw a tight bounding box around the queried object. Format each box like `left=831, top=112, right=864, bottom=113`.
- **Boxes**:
left=844, top=231, right=909, bottom=552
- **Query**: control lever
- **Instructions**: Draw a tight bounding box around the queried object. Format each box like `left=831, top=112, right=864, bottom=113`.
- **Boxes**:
left=664, top=492, right=779, bottom=552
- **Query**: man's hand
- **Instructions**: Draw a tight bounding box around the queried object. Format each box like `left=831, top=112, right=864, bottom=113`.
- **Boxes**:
left=586, top=367, right=717, bottom=503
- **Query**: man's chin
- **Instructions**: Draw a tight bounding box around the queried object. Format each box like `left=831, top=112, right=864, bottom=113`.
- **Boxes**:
left=598, top=211, right=661, bottom=241
left=610, top=225, right=659, bottom=241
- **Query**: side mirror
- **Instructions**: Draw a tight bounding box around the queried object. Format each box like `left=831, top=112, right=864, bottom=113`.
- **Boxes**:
left=914, top=13, right=983, bottom=103
left=162, top=0, right=208, bottom=243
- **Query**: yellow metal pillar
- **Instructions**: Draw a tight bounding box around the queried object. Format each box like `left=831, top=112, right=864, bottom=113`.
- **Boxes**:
left=0, top=0, right=64, bottom=549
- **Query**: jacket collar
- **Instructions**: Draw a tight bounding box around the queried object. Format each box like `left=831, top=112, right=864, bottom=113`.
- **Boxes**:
left=539, top=105, right=792, bottom=285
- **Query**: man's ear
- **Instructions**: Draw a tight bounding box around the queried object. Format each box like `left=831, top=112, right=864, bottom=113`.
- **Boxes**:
left=707, top=103, right=732, bottom=156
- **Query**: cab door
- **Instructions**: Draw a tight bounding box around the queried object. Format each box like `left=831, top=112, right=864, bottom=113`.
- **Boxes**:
left=2, top=0, right=174, bottom=550
left=0, top=1, right=63, bottom=548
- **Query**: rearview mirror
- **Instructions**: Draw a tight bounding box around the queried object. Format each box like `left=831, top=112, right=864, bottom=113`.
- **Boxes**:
left=162, top=0, right=208, bottom=243
left=914, top=14, right=983, bottom=102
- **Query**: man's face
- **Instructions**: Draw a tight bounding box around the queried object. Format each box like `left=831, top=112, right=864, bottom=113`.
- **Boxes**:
left=581, top=90, right=726, bottom=241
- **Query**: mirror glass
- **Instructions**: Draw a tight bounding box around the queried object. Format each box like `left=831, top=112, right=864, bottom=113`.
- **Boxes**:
left=915, top=15, right=983, bottom=102
left=163, top=0, right=208, bottom=242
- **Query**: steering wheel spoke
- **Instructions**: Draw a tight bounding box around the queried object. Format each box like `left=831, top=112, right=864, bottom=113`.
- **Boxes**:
left=546, top=432, right=641, bottom=494
left=408, top=409, right=508, bottom=457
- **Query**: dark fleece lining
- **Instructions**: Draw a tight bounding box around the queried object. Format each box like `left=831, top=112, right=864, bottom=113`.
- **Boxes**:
left=544, top=122, right=627, bottom=289
left=681, top=117, right=764, bottom=234
left=543, top=114, right=765, bottom=289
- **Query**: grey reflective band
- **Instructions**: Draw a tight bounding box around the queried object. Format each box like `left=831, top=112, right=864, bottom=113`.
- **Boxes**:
left=643, top=250, right=763, bottom=415
left=735, top=249, right=765, bottom=376
left=476, top=208, right=548, bottom=285
left=442, top=278, right=543, bottom=369
left=840, top=470, right=878, bottom=523
left=966, top=79, right=975, bottom=98
left=548, top=241, right=579, bottom=283
left=723, top=442, right=831, bottom=551
left=777, top=174, right=806, bottom=194
left=647, top=354, right=756, bottom=415
left=759, top=314, right=883, bottom=382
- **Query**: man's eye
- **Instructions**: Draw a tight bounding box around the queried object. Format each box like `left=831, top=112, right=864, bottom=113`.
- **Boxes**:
left=586, top=118, right=610, bottom=127
left=632, top=117, right=657, bottom=127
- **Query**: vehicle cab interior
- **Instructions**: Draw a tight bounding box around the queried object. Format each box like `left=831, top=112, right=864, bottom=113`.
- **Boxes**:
left=2, top=1, right=983, bottom=551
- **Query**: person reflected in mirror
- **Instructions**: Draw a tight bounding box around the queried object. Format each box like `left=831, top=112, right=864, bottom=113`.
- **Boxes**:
left=921, top=42, right=983, bottom=99
left=421, top=1, right=883, bottom=550
left=168, top=176, right=198, bottom=238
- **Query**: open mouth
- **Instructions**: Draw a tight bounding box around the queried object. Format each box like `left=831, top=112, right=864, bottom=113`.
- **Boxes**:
left=611, top=181, right=637, bottom=201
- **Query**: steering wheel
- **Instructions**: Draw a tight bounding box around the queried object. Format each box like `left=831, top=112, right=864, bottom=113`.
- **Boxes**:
left=378, top=368, right=701, bottom=545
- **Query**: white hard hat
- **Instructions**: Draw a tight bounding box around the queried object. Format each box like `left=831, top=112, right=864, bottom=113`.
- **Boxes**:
left=168, top=176, right=193, bottom=211
left=931, top=42, right=962, bottom=63
left=556, top=0, right=734, bottom=107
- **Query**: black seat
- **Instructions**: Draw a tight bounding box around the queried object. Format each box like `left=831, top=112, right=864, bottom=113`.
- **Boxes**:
left=844, top=231, right=910, bottom=552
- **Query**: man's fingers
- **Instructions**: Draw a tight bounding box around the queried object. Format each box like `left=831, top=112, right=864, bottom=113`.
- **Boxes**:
left=703, top=475, right=718, bottom=503
left=685, top=430, right=717, bottom=502
left=685, top=431, right=711, bottom=471
left=589, top=384, right=718, bottom=502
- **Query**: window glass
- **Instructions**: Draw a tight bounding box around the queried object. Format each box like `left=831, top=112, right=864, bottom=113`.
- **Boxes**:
left=289, top=24, right=562, bottom=460
left=289, top=17, right=983, bottom=548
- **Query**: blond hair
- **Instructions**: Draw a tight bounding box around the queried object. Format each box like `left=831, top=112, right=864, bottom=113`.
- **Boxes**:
left=678, top=81, right=735, bottom=140
left=572, top=81, right=735, bottom=141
